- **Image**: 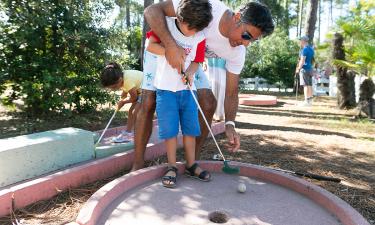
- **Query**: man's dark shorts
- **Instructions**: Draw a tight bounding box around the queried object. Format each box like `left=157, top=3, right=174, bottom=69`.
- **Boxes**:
left=299, top=69, right=313, bottom=86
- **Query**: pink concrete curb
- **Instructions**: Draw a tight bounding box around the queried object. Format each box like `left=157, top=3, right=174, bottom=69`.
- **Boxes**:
left=76, top=161, right=369, bottom=225
left=238, top=94, right=277, bottom=106
left=0, top=122, right=225, bottom=218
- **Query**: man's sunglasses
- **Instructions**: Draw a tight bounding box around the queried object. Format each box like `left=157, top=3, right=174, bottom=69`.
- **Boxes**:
left=241, top=31, right=257, bottom=42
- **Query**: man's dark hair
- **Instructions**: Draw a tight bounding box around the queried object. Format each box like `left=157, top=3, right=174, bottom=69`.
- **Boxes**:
left=239, top=2, right=274, bottom=37
left=100, top=62, right=123, bottom=87
left=176, top=0, right=212, bottom=31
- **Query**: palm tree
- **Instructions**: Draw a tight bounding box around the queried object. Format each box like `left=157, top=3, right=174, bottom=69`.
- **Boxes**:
left=332, top=33, right=356, bottom=109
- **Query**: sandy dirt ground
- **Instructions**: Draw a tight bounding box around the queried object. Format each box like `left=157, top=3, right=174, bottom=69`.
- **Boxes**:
left=0, top=96, right=374, bottom=224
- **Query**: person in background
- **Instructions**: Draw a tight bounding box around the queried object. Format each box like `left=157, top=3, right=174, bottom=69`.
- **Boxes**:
left=295, top=35, right=315, bottom=106
left=100, top=63, right=143, bottom=142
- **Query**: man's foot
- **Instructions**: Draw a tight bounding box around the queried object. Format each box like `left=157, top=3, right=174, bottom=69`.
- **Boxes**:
left=130, top=162, right=145, bottom=172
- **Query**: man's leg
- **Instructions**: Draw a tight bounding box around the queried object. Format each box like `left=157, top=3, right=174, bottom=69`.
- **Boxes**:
left=132, top=49, right=158, bottom=171
left=194, top=65, right=217, bottom=160
left=195, top=89, right=217, bottom=159
left=132, top=89, right=156, bottom=171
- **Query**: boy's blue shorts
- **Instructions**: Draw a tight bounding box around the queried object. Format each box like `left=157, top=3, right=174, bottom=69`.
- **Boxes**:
left=156, top=89, right=201, bottom=140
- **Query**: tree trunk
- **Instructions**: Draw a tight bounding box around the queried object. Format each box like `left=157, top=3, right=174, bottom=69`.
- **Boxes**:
left=329, top=0, right=333, bottom=27
left=141, top=0, right=154, bottom=68
left=283, top=0, right=289, bottom=36
left=297, top=0, right=304, bottom=37
left=333, top=33, right=356, bottom=109
left=304, top=0, right=318, bottom=44
left=317, top=0, right=321, bottom=44
left=126, top=0, right=130, bottom=27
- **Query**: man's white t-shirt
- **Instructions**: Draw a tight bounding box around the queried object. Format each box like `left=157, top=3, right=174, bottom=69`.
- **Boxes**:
left=153, top=17, right=205, bottom=92
left=172, top=0, right=246, bottom=75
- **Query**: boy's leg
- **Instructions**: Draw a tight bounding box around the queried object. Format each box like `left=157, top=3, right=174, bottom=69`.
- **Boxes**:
left=163, top=137, right=178, bottom=186
left=156, top=90, right=179, bottom=186
left=165, top=138, right=177, bottom=166
left=180, top=90, right=210, bottom=180
left=183, top=135, right=195, bottom=167
left=194, top=66, right=217, bottom=160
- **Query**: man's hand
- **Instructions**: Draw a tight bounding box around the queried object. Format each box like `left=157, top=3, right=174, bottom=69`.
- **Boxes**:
left=224, top=125, right=240, bottom=152
left=165, top=43, right=186, bottom=74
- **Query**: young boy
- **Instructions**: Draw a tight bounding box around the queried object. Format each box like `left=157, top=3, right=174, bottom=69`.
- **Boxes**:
left=100, top=62, right=143, bottom=143
left=146, top=0, right=212, bottom=188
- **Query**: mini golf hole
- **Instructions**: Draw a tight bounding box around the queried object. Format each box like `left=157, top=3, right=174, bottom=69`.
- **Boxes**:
left=208, top=211, right=229, bottom=223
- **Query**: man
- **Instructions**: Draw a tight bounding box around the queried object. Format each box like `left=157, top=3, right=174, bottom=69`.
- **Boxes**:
left=132, top=0, right=274, bottom=171
left=296, top=35, right=315, bottom=106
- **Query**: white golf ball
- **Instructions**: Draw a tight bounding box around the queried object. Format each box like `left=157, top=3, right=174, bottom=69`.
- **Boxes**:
left=237, top=183, right=246, bottom=193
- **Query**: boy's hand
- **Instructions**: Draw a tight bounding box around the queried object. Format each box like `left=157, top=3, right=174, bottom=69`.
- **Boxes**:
left=117, top=100, right=126, bottom=110
left=181, top=72, right=193, bottom=86
left=187, top=73, right=194, bottom=86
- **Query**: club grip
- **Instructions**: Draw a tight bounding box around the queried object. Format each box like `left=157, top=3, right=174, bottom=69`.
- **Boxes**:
left=295, top=172, right=341, bottom=183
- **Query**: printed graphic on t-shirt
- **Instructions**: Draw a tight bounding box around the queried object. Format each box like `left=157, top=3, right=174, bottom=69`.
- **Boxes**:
left=176, top=40, right=193, bottom=56
left=205, top=47, right=220, bottom=58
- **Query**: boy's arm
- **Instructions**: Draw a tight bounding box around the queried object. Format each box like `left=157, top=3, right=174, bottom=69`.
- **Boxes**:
left=144, top=0, right=185, bottom=72
left=146, top=36, right=165, bottom=55
left=182, top=39, right=206, bottom=85
left=183, top=62, right=199, bottom=85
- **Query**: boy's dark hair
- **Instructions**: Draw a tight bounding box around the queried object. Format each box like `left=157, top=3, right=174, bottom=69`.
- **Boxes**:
left=176, top=0, right=212, bottom=31
left=100, top=62, right=123, bottom=87
left=239, top=2, right=274, bottom=37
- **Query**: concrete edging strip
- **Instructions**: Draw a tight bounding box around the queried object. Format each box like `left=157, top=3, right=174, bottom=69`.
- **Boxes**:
left=0, top=122, right=224, bottom=217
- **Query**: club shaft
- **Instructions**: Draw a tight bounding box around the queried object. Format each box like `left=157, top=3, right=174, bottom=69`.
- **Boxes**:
left=95, top=109, right=118, bottom=147
left=187, top=85, right=226, bottom=161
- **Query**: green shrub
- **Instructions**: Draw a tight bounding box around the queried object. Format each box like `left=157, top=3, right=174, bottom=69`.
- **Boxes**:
left=0, top=0, right=125, bottom=115
left=241, top=29, right=299, bottom=89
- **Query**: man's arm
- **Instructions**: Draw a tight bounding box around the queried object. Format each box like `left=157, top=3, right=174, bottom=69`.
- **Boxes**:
left=224, top=71, right=240, bottom=152
left=144, top=0, right=185, bottom=72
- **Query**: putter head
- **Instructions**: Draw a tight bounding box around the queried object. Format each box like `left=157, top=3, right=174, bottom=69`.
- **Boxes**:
left=222, top=160, right=240, bottom=174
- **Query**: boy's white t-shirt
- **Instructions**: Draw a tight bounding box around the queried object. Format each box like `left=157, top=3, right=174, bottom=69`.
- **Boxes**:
left=172, top=0, right=246, bottom=75
left=153, top=17, right=205, bottom=92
